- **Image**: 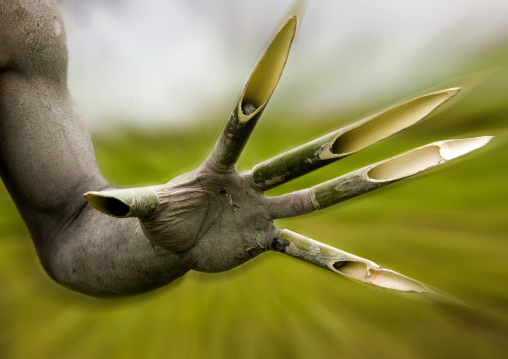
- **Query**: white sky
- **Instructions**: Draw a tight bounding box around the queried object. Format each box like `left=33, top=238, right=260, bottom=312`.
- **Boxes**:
left=58, top=0, right=508, bottom=130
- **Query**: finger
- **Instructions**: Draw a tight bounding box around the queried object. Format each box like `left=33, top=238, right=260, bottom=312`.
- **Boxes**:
left=265, top=188, right=315, bottom=219
left=311, top=136, right=493, bottom=210
left=84, top=187, right=160, bottom=218
left=272, top=229, right=436, bottom=294
left=252, top=88, right=460, bottom=190
left=209, top=16, right=297, bottom=169
left=267, top=136, right=492, bottom=218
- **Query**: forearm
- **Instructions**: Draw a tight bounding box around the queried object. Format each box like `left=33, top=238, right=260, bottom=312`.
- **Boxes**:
left=0, top=67, right=189, bottom=297
left=51, top=204, right=189, bottom=297
left=0, top=0, right=189, bottom=296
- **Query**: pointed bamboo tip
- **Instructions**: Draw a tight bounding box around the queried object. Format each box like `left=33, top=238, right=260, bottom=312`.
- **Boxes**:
left=238, top=13, right=297, bottom=123
left=443, top=86, right=461, bottom=97
left=330, top=260, right=434, bottom=293
left=425, top=86, right=460, bottom=104
left=366, top=268, right=434, bottom=294
left=321, top=87, right=465, bottom=159
left=365, top=135, right=494, bottom=183
left=287, top=15, right=298, bottom=27
left=439, top=136, right=493, bottom=160
left=426, top=87, right=460, bottom=100
left=278, top=15, right=297, bottom=31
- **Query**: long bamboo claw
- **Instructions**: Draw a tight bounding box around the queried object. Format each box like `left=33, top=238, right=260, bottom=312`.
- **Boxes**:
left=266, top=136, right=492, bottom=219
left=311, top=136, right=493, bottom=209
left=274, top=229, right=434, bottom=293
left=84, top=187, right=160, bottom=218
left=209, top=17, right=297, bottom=169
left=252, top=88, right=460, bottom=190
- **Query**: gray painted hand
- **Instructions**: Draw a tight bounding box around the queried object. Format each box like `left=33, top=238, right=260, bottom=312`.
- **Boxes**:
left=141, top=162, right=278, bottom=273
left=0, top=1, right=492, bottom=298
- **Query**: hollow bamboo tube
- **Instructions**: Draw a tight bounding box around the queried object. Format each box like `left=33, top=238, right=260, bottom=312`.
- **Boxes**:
left=275, top=229, right=434, bottom=293
left=311, top=136, right=493, bottom=210
left=210, top=17, right=297, bottom=169
left=84, top=187, right=160, bottom=218
left=252, top=88, right=460, bottom=190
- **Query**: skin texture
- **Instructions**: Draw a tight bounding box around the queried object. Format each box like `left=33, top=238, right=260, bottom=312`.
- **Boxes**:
left=0, top=0, right=190, bottom=297
left=0, top=1, right=491, bottom=298
left=140, top=158, right=313, bottom=273
left=0, top=0, right=309, bottom=296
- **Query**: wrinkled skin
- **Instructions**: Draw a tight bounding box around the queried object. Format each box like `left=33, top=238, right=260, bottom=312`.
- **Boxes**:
left=1, top=1, right=484, bottom=298
left=0, top=0, right=186, bottom=296
left=141, top=160, right=279, bottom=273
left=0, top=0, right=311, bottom=296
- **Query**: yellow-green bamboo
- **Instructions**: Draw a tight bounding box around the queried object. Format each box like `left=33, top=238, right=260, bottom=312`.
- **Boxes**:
left=210, top=17, right=297, bottom=169
left=311, top=136, right=493, bottom=209
left=252, top=88, right=460, bottom=190
left=84, top=187, right=160, bottom=218
left=275, top=229, right=434, bottom=293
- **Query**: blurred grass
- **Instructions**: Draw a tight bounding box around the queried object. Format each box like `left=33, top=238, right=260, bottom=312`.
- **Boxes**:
left=1, top=76, right=508, bottom=358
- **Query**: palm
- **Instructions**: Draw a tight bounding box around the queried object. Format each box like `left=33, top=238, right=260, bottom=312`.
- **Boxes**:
left=141, top=164, right=276, bottom=272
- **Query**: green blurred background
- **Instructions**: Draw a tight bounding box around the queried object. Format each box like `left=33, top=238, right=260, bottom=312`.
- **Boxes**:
left=2, top=0, right=508, bottom=358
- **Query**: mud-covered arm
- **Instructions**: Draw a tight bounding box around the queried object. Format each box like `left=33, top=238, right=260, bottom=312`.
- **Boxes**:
left=0, top=0, right=188, bottom=296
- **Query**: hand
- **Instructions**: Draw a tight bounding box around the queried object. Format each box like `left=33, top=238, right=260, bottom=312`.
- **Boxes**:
left=84, top=16, right=491, bottom=296
left=140, top=161, right=278, bottom=273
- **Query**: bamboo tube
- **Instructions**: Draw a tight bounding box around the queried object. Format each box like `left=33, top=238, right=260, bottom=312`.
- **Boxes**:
left=210, top=17, right=297, bottom=169
left=84, top=187, right=160, bottom=218
left=252, top=88, right=460, bottom=190
left=275, top=229, right=434, bottom=293
left=311, top=136, right=493, bottom=209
